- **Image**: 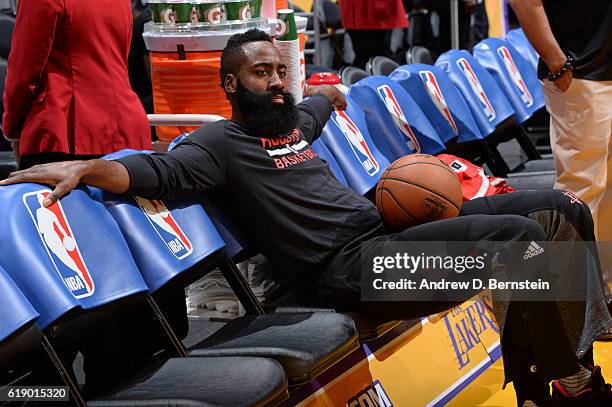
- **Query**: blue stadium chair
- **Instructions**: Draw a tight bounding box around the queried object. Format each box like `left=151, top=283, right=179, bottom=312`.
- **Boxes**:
left=95, top=148, right=360, bottom=386
left=311, top=138, right=349, bottom=186
left=0, top=183, right=290, bottom=406
left=472, top=38, right=545, bottom=125
left=473, top=38, right=552, bottom=155
left=94, top=149, right=262, bottom=314
left=435, top=50, right=552, bottom=174
left=0, top=184, right=150, bottom=329
left=319, top=94, right=390, bottom=196
left=506, top=28, right=539, bottom=71
left=349, top=75, right=446, bottom=161
left=389, top=64, right=510, bottom=176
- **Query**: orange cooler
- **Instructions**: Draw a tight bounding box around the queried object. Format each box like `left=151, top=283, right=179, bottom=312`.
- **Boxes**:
left=149, top=50, right=229, bottom=141
left=144, top=15, right=307, bottom=141
left=144, top=19, right=271, bottom=141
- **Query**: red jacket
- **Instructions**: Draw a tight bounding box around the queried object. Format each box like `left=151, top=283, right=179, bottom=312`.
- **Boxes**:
left=339, top=0, right=408, bottom=30
left=2, top=0, right=151, bottom=155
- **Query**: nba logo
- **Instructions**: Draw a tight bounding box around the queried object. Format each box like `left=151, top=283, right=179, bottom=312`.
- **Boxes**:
left=331, top=109, right=380, bottom=176
left=134, top=197, right=193, bottom=260
left=497, top=46, right=533, bottom=107
left=376, top=85, right=421, bottom=152
left=418, top=71, right=459, bottom=135
left=456, top=58, right=496, bottom=121
left=23, top=190, right=95, bottom=298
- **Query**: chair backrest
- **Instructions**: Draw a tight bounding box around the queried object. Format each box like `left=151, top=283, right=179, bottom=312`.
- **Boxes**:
left=365, top=56, right=400, bottom=76
left=319, top=94, right=390, bottom=196
left=349, top=75, right=445, bottom=160
left=435, top=49, right=515, bottom=136
left=506, top=28, right=539, bottom=71
left=0, top=13, right=14, bottom=59
left=90, top=149, right=227, bottom=293
left=339, top=66, right=370, bottom=86
left=0, top=266, right=39, bottom=344
left=389, top=64, right=483, bottom=144
left=406, top=45, right=434, bottom=65
left=473, top=38, right=545, bottom=124
left=310, top=139, right=349, bottom=186
left=0, top=266, right=41, bottom=369
left=0, top=184, right=149, bottom=329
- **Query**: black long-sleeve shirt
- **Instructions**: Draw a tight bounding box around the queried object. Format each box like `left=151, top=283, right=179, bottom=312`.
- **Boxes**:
left=116, top=95, right=383, bottom=273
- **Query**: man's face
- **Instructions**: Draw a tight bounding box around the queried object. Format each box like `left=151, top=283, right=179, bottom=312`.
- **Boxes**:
left=234, top=41, right=288, bottom=104
left=225, top=41, right=299, bottom=137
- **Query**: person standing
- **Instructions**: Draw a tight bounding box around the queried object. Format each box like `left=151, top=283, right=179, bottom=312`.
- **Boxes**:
left=2, top=0, right=152, bottom=170
left=339, top=0, right=409, bottom=69
left=511, top=0, right=612, bottom=291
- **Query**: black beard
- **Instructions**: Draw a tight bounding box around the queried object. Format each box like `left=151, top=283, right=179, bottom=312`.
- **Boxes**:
left=234, top=80, right=300, bottom=138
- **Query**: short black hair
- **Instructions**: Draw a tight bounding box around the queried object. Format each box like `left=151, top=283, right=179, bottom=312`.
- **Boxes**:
left=220, top=29, right=273, bottom=94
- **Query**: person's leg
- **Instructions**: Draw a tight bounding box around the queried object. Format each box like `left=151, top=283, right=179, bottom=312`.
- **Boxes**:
left=586, top=81, right=612, bottom=289
left=317, top=212, right=580, bottom=403
left=542, top=79, right=611, bottom=251
left=347, top=29, right=389, bottom=69
left=463, top=190, right=612, bottom=403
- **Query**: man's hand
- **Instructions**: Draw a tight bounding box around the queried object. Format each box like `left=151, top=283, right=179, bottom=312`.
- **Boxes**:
left=0, top=161, right=89, bottom=206
left=552, top=68, right=573, bottom=92
left=10, top=140, right=20, bottom=166
left=305, top=85, right=348, bottom=110
left=0, top=159, right=130, bottom=207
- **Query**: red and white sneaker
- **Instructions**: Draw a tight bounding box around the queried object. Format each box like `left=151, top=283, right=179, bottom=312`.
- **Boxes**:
left=551, top=365, right=612, bottom=406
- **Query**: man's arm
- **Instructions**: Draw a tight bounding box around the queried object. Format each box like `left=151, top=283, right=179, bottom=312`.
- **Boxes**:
left=299, top=85, right=347, bottom=143
left=0, top=160, right=130, bottom=207
left=509, top=0, right=572, bottom=91
left=0, top=132, right=226, bottom=207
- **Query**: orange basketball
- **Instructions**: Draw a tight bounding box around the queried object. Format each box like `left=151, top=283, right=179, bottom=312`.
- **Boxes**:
left=375, top=154, right=463, bottom=231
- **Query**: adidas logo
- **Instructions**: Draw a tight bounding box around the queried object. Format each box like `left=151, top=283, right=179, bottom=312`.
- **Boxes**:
left=524, top=241, right=544, bottom=259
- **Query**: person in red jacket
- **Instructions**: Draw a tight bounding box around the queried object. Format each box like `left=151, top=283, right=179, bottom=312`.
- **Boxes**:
left=339, top=0, right=409, bottom=69
left=2, top=0, right=152, bottom=170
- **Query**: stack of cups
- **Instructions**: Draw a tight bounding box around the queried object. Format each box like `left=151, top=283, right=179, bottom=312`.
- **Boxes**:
left=275, top=9, right=302, bottom=103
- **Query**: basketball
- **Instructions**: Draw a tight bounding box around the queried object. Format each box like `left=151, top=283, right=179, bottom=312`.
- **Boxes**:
left=375, top=154, right=463, bottom=231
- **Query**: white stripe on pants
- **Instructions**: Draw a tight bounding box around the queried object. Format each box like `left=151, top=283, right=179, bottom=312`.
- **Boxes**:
left=543, top=78, right=612, bottom=273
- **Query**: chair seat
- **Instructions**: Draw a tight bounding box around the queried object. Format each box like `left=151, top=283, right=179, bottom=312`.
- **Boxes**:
left=506, top=171, right=556, bottom=190
left=88, top=357, right=288, bottom=407
left=518, top=159, right=556, bottom=172
left=188, top=312, right=358, bottom=384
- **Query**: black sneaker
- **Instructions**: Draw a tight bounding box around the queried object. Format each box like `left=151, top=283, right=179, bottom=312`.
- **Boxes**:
left=551, top=365, right=612, bottom=406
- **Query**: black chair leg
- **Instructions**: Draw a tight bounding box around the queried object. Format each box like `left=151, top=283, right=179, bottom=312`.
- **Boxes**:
left=146, top=296, right=189, bottom=357
left=219, top=259, right=265, bottom=315
left=517, top=126, right=543, bottom=160
left=41, top=334, right=87, bottom=407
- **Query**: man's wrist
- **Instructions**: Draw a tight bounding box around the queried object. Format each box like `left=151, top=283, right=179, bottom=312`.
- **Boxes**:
left=544, top=50, right=568, bottom=75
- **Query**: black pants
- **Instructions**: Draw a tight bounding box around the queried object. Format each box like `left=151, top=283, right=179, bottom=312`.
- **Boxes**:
left=19, top=152, right=102, bottom=170
left=317, top=190, right=605, bottom=403
left=347, top=29, right=391, bottom=69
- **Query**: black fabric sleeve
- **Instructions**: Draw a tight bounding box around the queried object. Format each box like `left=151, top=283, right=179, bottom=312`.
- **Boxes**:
left=298, top=94, right=333, bottom=143
left=114, top=130, right=226, bottom=201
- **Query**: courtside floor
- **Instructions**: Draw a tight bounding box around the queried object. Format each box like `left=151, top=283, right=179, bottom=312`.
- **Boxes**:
left=279, top=292, right=612, bottom=406
left=449, top=341, right=612, bottom=406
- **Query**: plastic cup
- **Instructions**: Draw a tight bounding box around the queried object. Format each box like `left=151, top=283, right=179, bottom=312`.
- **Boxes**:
left=151, top=3, right=193, bottom=24
left=194, top=2, right=225, bottom=24
left=249, top=0, right=262, bottom=18
left=276, top=9, right=297, bottom=41
left=226, top=1, right=251, bottom=21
